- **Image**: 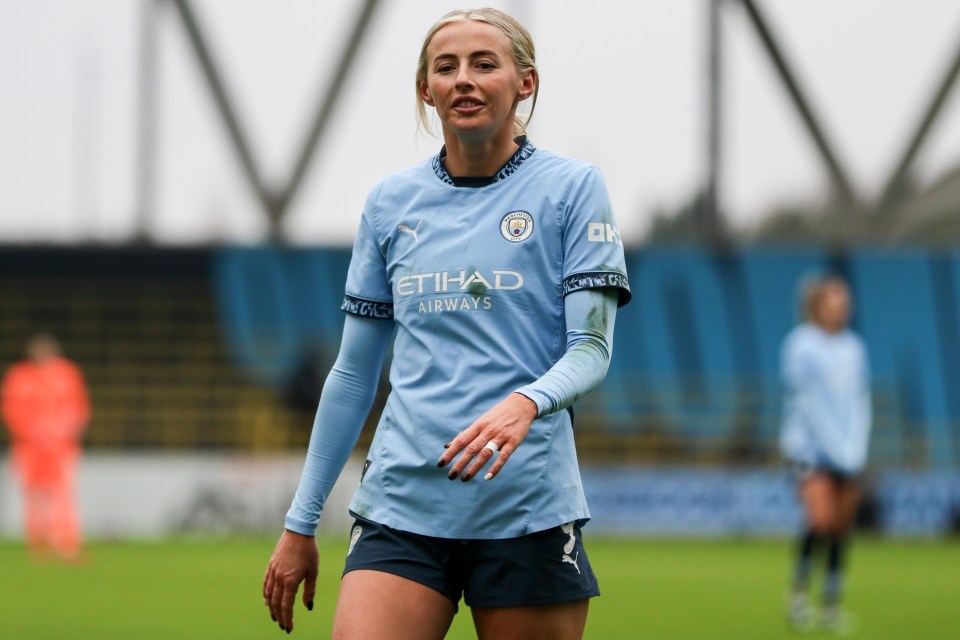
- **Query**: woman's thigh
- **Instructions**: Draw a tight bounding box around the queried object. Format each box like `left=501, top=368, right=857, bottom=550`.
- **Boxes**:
left=834, top=480, right=862, bottom=535
left=471, top=599, right=590, bottom=640
left=333, top=569, right=455, bottom=640
left=800, top=472, right=840, bottom=533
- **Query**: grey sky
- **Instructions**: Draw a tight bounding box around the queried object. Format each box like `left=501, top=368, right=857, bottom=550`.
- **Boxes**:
left=2, top=0, right=960, bottom=245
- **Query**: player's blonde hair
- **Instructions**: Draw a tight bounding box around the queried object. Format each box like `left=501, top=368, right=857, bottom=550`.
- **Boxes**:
left=415, top=8, right=539, bottom=139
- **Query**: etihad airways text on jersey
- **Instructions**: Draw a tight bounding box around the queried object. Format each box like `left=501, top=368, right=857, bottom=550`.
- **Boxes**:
left=395, top=270, right=523, bottom=296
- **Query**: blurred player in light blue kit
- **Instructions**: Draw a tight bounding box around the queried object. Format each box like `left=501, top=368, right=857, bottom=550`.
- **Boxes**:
left=780, top=274, right=871, bottom=633
left=262, top=8, right=630, bottom=638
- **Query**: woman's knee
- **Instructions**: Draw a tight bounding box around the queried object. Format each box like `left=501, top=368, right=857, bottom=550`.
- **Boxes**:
left=807, top=512, right=837, bottom=536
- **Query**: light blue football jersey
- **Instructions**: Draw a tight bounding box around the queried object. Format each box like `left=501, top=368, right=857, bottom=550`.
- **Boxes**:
left=780, top=323, right=872, bottom=474
left=341, top=139, right=630, bottom=539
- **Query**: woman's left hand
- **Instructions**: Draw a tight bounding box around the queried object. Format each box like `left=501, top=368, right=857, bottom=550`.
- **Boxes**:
left=436, top=392, right=538, bottom=482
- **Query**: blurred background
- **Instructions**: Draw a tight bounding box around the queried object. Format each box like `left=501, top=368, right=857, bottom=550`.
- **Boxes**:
left=2, top=0, right=960, bottom=542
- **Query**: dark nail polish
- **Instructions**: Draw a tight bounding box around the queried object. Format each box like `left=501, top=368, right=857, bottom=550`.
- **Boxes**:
left=307, top=601, right=314, bottom=611
left=448, top=470, right=458, bottom=480
left=271, top=615, right=277, bottom=622
left=461, top=473, right=471, bottom=482
left=443, top=442, right=451, bottom=449
left=437, top=459, right=447, bottom=468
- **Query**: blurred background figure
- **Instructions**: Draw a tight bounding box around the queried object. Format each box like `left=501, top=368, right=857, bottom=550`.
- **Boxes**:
left=780, top=275, right=871, bottom=633
left=1, top=333, right=91, bottom=561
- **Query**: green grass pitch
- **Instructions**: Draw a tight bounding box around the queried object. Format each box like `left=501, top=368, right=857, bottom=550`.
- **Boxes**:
left=1, top=536, right=957, bottom=638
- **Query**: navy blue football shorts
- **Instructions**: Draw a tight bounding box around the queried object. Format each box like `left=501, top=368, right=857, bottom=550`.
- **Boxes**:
left=789, top=460, right=861, bottom=486
left=341, top=514, right=600, bottom=610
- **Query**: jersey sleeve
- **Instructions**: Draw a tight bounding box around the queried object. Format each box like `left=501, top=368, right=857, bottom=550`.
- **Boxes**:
left=285, top=314, right=394, bottom=535
left=515, top=287, right=617, bottom=418
left=561, top=166, right=631, bottom=307
left=61, top=361, right=91, bottom=437
left=341, top=185, right=394, bottom=319
left=0, top=366, right=29, bottom=436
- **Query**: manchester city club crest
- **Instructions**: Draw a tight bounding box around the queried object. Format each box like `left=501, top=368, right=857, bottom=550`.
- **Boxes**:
left=499, top=210, right=534, bottom=242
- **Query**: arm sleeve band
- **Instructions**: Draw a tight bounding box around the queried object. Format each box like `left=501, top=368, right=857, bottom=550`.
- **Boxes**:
left=284, top=314, right=393, bottom=535
left=514, top=287, right=618, bottom=418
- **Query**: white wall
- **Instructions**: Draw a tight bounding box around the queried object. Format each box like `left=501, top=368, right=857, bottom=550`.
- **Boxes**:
left=0, top=452, right=363, bottom=540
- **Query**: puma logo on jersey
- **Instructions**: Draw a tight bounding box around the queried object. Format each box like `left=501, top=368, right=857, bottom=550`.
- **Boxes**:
left=560, top=522, right=581, bottom=574
left=397, top=220, right=422, bottom=242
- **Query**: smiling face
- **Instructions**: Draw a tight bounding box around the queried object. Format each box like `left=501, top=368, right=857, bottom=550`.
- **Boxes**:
left=418, top=20, right=535, bottom=145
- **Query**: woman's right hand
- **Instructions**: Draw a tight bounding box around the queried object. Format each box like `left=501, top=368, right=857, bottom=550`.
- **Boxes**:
left=263, top=529, right=319, bottom=634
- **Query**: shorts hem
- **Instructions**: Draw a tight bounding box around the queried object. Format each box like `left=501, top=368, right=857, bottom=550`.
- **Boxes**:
left=466, top=589, right=601, bottom=609
left=789, top=461, right=861, bottom=484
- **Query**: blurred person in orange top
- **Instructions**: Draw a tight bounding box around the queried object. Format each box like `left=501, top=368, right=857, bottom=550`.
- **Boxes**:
left=1, top=333, right=90, bottom=561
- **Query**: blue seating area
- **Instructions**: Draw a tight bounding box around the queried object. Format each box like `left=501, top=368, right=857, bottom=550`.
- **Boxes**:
left=214, top=246, right=960, bottom=469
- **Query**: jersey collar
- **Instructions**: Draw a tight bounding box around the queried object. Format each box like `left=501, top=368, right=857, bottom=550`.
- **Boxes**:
left=432, top=136, right=537, bottom=187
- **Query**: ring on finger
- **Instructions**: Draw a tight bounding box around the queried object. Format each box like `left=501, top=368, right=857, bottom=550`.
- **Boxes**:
left=483, top=441, right=500, bottom=453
